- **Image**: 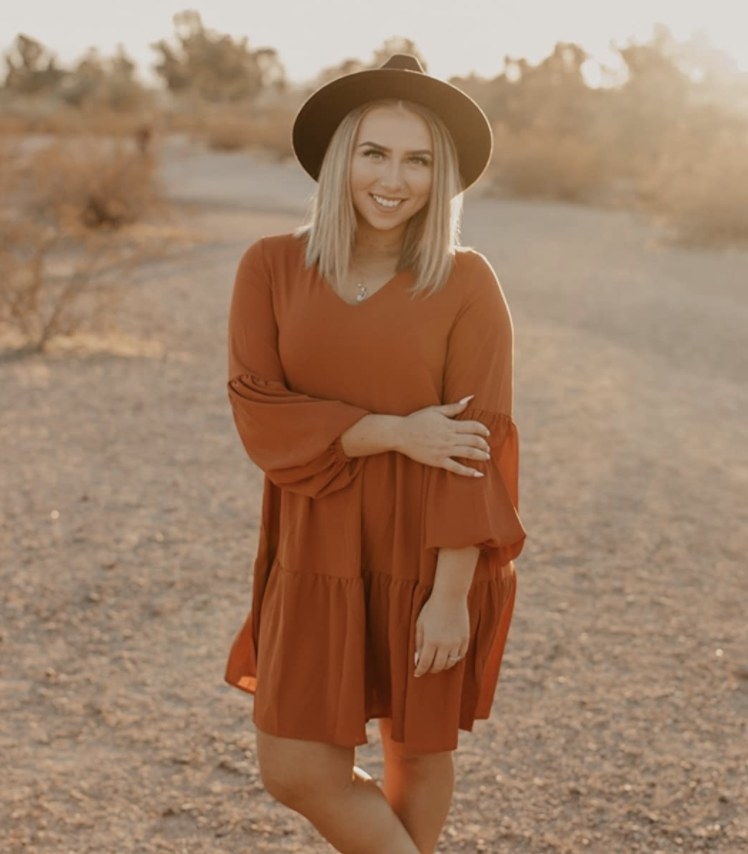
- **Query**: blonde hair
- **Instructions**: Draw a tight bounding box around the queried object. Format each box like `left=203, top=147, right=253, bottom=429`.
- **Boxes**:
left=298, top=99, right=464, bottom=298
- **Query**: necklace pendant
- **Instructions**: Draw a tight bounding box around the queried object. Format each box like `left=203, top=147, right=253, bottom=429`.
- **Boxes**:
left=355, top=282, right=369, bottom=302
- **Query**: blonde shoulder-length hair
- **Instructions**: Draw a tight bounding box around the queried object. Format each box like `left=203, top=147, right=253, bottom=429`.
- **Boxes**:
left=297, top=99, right=464, bottom=298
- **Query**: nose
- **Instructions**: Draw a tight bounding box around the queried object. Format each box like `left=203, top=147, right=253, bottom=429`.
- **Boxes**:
left=379, top=158, right=405, bottom=190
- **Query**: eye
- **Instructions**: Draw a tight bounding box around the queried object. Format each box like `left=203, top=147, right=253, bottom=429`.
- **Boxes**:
left=410, top=155, right=432, bottom=166
left=363, top=149, right=385, bottom=160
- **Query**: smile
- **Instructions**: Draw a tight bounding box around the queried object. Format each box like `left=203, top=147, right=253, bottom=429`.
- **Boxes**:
left=371, top=194, right=404, bottom=210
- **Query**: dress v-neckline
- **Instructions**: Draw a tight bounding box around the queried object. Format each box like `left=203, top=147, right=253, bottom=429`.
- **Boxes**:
left=321, top=271, right=406, bottom=307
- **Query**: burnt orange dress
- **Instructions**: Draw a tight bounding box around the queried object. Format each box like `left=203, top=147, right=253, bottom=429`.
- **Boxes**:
left=224, top=232, right=527, bottom=753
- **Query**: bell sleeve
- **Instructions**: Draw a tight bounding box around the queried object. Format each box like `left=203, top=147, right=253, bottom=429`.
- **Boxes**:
left=227, top=239, right=371, bottom=499
left=422, top=252, right=527, bottom=565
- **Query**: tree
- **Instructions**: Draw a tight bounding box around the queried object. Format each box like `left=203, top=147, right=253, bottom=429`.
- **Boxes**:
left=59, top=46, right=147, bottom=110
left=451, top=41, right=597, bottom=135
left=372, top=37, right=428, bottom=71
left=151, top=11, right=286, bottom=102
left=3, top=34, right=66, bottom=95
left=310, top=37, right=428, bottom=89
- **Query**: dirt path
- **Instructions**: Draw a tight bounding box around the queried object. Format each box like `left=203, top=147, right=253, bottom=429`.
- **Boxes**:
left=1, top=140, right=746, bottom=853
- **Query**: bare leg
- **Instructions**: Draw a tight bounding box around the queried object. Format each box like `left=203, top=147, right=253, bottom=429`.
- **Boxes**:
left=255, top=726, right=418, bottom=854
left=378, top=718, right=455, bottom=854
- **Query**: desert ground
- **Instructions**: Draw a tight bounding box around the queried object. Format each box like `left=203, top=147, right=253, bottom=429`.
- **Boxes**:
left=1, top=136, right=746, bottom=853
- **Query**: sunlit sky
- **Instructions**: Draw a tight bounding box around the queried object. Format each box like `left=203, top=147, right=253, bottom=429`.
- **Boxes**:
left=1, top=0, right=745, bottom=85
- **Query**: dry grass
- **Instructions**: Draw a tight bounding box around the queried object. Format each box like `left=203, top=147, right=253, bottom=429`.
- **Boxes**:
left=203, top=113, right=293, bottom=156
left=197, top=107, right=295, bottom=157
left=0, top=95, right=156, bottom=137
left=151, top=97, right=297, bottom=157
left=488, top=123, right=615, bottom=203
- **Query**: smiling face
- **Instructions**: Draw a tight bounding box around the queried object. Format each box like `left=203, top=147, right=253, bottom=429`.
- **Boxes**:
left=349, top=103, right=434, bottom=243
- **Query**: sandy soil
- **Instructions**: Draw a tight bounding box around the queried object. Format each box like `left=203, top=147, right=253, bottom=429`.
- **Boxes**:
left=1, top=136, right=747, bottom=853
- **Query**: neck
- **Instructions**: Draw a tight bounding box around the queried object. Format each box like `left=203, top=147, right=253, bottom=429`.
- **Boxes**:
left=352, top=220, right=404, bottom=264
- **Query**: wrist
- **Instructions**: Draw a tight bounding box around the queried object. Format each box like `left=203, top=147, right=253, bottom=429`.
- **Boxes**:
left=431, top=571, right=472, bottom=600
left=387, top=415, right=406, bottom=454
left=340, top=414, right=405, bottom=457
left=431, top=545, right=480, bottom=600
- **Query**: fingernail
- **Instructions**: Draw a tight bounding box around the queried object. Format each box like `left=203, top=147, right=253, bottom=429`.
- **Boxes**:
left=459, top=394, right=475, bottom=404
left=473, top=471, right=485, bottom=477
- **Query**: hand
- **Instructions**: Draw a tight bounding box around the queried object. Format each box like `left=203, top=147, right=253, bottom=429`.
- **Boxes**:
left=396, top=396, right=491, bottom=477
left=414, top=593, right=470, bottom=677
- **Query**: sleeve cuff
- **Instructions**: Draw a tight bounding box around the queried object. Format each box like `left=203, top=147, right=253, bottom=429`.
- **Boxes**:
left=422, top=409, right=527, bottom=565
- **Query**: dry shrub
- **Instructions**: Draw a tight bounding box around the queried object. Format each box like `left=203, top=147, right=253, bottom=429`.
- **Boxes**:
left=164, top=100, right=296, bottom=156
left=26, top=137, right=162, bottom=228
left=204, top=116, right=253, bottom=151
left=0, top=139, right=168, bottom=353
left=489, top=123, right=614, bottom=203
left=638, top=130, right=748, bottom=245
left=202, top=108, right=294, bottom=157
left=0, top=219, right=136, bottom=352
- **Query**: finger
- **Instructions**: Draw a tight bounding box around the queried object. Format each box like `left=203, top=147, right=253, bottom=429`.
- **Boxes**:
left=415, top=643, right=437, bottom=678
left=455, top=432, right=492, bottom=455
left=451, top=433, right=492, bottom=455
left=452, top=444, right=491, bottom=462
left=440, top=395, right=474, bottom=412
left=442, top=458, right=485, bottom=478
left=430, top=648, right=451, bottom=674
left=454, top=420, right=492, bottom=441
left=444, top=655, right=459, bottom=670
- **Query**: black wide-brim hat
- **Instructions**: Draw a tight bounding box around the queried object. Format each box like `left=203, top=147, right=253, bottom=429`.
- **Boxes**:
left=292, top=54, right=493, bottom=191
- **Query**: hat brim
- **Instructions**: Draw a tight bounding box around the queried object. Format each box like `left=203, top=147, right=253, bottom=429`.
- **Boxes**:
left=292, top=68, right=493, bottom=190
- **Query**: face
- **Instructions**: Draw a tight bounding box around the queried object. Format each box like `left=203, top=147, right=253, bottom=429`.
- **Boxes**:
left=349, top=104, right=433, bottom=240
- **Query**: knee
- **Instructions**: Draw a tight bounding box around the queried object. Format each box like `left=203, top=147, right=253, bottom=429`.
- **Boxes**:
left=387, top=746, right=454, bottom=781
left=258, top=755, right=309, bottom=809
left=258, top=751, right=347, bottom=812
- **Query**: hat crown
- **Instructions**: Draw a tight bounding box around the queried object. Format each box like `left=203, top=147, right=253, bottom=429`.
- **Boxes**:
left=380, top=54, right=424, bottom=74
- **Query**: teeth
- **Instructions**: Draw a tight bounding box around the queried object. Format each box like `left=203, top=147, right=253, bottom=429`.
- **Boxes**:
left=372, top=194, right=402, bottom=209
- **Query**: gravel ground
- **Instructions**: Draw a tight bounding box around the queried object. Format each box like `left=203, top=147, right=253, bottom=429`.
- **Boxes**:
left=1, top=139, right=747, bottom=853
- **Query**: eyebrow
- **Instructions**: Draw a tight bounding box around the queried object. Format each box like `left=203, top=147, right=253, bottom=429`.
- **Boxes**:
left=357, top=141, right=433, bottom=156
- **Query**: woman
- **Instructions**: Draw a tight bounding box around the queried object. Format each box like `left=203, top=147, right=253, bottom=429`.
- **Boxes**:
left=224, top=55, right=527, bottom=854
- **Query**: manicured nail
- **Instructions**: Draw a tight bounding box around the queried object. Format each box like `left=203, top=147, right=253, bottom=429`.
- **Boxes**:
left=459, top=394, right=475, bottom=404
left=473, top=471, right=485, bottom=477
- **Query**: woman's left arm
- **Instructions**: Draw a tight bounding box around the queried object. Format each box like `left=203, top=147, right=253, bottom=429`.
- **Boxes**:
left=415, top=253, right=527, bottom=676
left=421, top=251, right=527, bottom=564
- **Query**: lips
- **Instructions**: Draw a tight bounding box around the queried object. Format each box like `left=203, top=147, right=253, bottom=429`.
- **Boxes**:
left=371, top=193, right=404, bottom=211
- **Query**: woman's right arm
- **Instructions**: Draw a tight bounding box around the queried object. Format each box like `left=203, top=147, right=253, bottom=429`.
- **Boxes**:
left=341, top=403, right=491, bottom=477
left=228, top=240, right=372, bottom=499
